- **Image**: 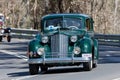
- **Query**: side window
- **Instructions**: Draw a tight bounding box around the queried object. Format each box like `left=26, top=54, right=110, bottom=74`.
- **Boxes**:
left=86, top=19, right=90, bottom=31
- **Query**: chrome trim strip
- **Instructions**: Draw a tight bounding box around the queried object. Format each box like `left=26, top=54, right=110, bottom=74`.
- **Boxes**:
left=28, top=57, right=92, bottom=64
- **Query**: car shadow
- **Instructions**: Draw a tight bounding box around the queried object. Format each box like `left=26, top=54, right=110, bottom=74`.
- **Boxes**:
left=41, top=67, right=85, bottom=75
left=7, top=66, right=86, bottom=77
left=7, top=71, right=29, bottom=77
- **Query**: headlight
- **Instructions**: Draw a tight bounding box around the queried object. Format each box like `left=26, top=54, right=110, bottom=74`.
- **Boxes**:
left=42, top=36, right=48, bottom=43
left=37, top=48, right=44, bottom=55
left=73, top=47, right=81, bottom=55
left=70, top=36, right=77, bottom=42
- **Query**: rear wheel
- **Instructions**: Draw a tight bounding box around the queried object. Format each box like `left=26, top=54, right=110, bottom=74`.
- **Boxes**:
left=29, top=64, right=39, bottom=75
left=83, top=60, right=93, bottom=71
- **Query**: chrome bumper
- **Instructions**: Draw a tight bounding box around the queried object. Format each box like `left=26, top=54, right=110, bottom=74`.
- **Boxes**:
left=28, top=57, right=92, bottom=64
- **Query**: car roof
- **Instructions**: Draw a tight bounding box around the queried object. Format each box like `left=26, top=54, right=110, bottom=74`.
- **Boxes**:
left=42, top=13, right=91, bottom=20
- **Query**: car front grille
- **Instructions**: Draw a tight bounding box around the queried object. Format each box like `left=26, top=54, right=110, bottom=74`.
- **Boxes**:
left=51, top=34, right=68, bottom=58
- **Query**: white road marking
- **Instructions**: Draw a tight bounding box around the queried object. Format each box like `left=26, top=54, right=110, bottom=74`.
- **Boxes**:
left=0, top=50, right=38, bottom=80
left=113, top=78, right=120, bottom=80
left=0, top=50, right=28, bottom=61
left=11, top=75, right=37, bottom=80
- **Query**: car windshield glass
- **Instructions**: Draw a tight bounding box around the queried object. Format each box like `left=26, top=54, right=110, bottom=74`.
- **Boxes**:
left=45, top=18, right=83, bottom=30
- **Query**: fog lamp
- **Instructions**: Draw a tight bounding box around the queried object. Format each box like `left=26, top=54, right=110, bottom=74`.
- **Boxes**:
left=73, top=47, right=81, bottom=55
left=37, top=48, right=44, bottom=55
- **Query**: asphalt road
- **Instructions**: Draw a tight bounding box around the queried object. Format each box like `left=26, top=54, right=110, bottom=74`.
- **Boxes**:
left=0, top=38, right=120, bottom=80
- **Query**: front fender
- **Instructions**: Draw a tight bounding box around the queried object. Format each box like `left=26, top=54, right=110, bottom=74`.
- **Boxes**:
left=29, top=33, right=42, bottom=52
left=78, top=38, right=93, bottom=53
left=28, top=39, right=50, bottom=53
left=28, top=39, right=40, bottom=52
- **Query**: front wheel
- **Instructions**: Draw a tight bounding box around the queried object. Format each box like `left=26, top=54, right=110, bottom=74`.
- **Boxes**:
left=40, top=66, right=48, bottom=73
left=83, top=60, right=93, bottom=71
left=29, top=64, right=39, bottom=75
left=93, top=60, right=98, bottom=68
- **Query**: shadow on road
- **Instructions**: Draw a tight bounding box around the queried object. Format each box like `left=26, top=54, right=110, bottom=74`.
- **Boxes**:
left=7, top=66, right=86, bottom=77
left=7, top=71, right=29, bottom=77
left=42, top=67, right=85, bottom=75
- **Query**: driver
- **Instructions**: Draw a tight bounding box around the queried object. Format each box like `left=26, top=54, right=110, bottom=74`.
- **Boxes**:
left=67, top=20, right=81, bottom=29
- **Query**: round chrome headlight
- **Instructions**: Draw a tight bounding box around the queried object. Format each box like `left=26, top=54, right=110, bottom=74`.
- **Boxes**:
left=73, top=47, right=81, bottom=55
left=70, top=36, right=77, bottom=42
left=37, top=48, right=44, bottom=55
left=42, top=36, right=48, bottom=43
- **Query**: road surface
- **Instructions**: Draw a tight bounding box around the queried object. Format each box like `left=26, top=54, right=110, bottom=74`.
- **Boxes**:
left=0, top=38, right=120, bottom=80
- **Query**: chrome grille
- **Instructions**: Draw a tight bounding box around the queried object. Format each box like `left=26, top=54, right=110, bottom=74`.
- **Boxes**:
left=51, top=34, right=68, bottom=58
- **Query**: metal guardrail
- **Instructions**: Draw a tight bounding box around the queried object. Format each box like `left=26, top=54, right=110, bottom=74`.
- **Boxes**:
left=11, top=28, right=39, bottom=39
left=11, top=28, right=120, bottom=46
left=95, top=34, right=120, bottom=46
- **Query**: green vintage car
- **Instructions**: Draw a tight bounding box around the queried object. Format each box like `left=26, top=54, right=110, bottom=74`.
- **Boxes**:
left=27, top=13, right=99, bottom=75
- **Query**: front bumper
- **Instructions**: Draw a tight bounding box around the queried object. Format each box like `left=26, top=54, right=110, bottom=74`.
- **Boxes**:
left=28, top=57, right=92, bottom=64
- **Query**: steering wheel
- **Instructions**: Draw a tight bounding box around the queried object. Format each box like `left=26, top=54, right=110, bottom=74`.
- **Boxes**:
left=68, top=26, right=79, bottom=30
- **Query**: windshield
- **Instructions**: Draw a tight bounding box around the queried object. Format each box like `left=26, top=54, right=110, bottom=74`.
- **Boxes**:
left=44, top=18, right=83, bottom=30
